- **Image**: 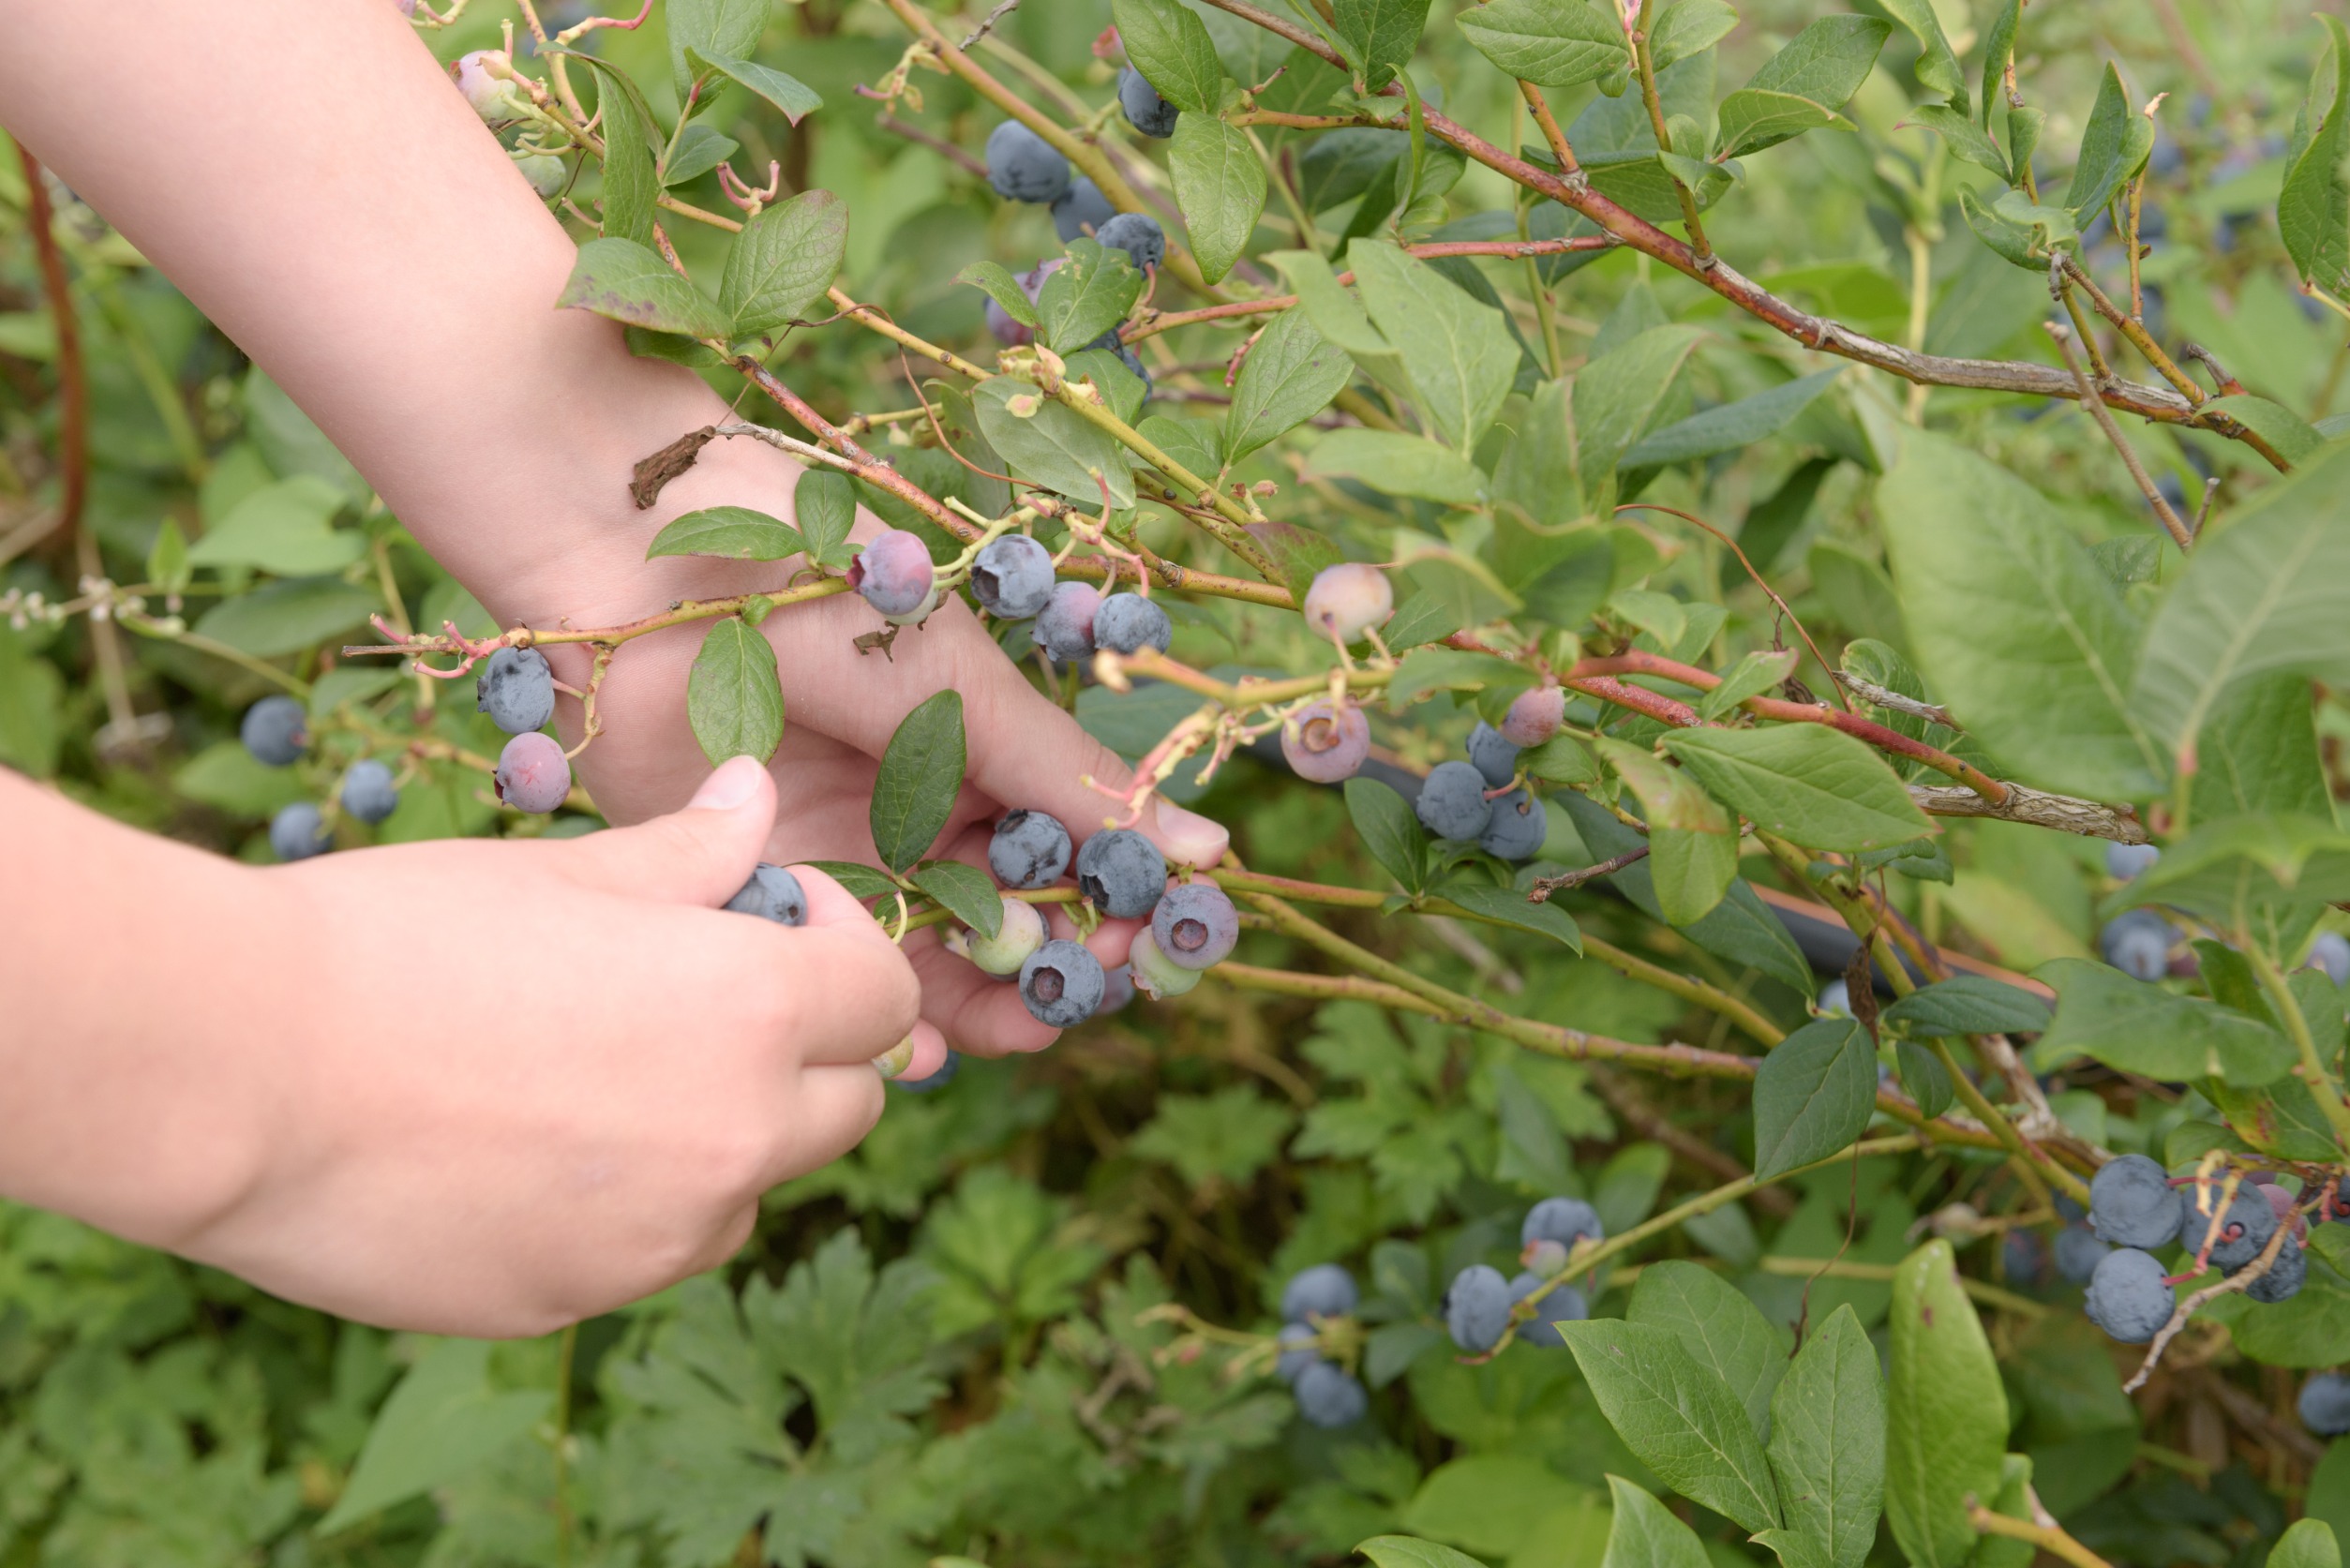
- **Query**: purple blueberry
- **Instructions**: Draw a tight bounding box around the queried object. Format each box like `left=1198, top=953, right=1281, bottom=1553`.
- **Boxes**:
left=1096, top=212, right=1165, bottom=273
left=971, top=535, right=1056, bottom=620
left=1036, top=581, right=1101, bottom=664
left=339, top=759, right=399, bottom=825
left=2083, top=1247, right=2174, bottom=1342
left=2300, top=1372, right=2350, bottom=1436
left=1074, top=828, right=1166, bottom=918
left=1466, top=721, right=1519, bottom=787
left=1416, top=760, right=1494, bottom=841
left=1444, top=1264, right=1512, bottom=1352
left=269, top=801, right=331, bottom=861
left=1281, top=1263, right=1358, bottom=1322
left=895, top=1049, right=962, bottom=1092
left=725, top=864, right=808, bottom=926
left=1301, top=563, right=1393, bottom=645
left=1507, top=1270, right=1586, bottom=1348
left=1292, top=1360, right=1368, bottom=1426
left=476, top=646, right=555, bottom=736
left=1052, top=176, right=1116, bottom=241
left=1282, top=699, right=1370, bottom=783
left=495, top=731, right=572, bottom=814
left=985, top=120, right=1072, bottom=203
left=1499, top=686, right=1566, bottom=747
left=2054, top=1224, right=2111, bottom=1283
left=1276, top=1322, right=1327, bottom=1381
left=2181, top=1185, right=2279, bottom=1272
left=1151, top=883, right=1238, bottom=970
left=1018, top=937, right=1106, bottom=1026
left=847, top=530, right=936, bottom=618
left=2088, top=1154, right=2184, bottom=1249
left=241, top=695, right=308, bottom=766
left=1479, top=788, right=1546, bottom=861
left=990, top=809, right=1073, bottom=889
left=2105, top=841, right=2161, bottom=880
left=1117, top=66, right=1180, bottom=139
left=1094, top=593, right=1172, bottom=655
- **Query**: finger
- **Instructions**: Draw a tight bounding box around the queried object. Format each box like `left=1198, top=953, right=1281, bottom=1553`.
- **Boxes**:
left=786, top=862, right=891, bottom=931
left=771, top=923, right=924, bottom=1068
left=889, top=1020, right=950, bottom=1083
left=559, top=754, right=776, bottom=904
left=755, top=1062, right=887, bottom=1188
left=908, top=939, right=1062, bottom=1055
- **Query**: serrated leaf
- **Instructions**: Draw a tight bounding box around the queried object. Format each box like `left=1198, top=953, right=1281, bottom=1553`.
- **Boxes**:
left=793, top=468, right=858, bottom=568
left=1348, top=239, right=1519, bottom=454
left=1628, top=1262, right=1790, bottom=1439
left=557, top=237, right=730, bottom=337
left=1661, top=724, right=1933, bottom=852
left=718, top=189, right=846, bottom=336
left=1558, top=1320, right=1783, bottom=1534
left=959, top=260, right=1040, bottom=327
left=2029, top=957, right=2296, bottom=1087
left=1224, top=307, right=1354, bottom=460
left=1431, top=879, right=1580, bottom=950
left=1456, top=0, right=1625, bottom=90
left=686, top=617, right=786, bottom=766
left=1112, top=0, right=1226, bottom=112
left=871, top=691, right=965, bottom=874
left=1346, top=775, right=1427, bottom=892
left=1037, top=238, right=1145, bottom=354
left=2064, top=62, right=2154, bottom=219
left=1879, top=975, right=2051, bottom=1036
left=911, top=860, right=1002, bottom=939
left=1753, top=1305, right=1884, bottom=1568
left=1886, top=1241, right=2006, bottom=1567
left=1893, top=1038, right=1954, bottom=1119
left=647, top=505, right=808, bottom=561
left=689, top=49, right=822, bottom=125
left=1751, top=1018, right=1874, bottom=1178
left=972, top=379, right=1136, bottom=508
left=1169, top=116, right=1266, bottom=286
left=1696, top=650, right=1799, bottom=721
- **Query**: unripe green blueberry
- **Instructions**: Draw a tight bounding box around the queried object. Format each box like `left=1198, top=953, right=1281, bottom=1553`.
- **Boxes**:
left=455, top=50, right=524, bottom=121
left=963, top=896, right=1048, bottom=976
left=1127, top=927, right=1201, bottom=999
left=516, top=153, right=567, bottom=196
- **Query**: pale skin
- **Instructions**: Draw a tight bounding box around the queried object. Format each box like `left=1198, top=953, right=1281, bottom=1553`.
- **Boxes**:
left=0, top=0, right=1226, bottom=1335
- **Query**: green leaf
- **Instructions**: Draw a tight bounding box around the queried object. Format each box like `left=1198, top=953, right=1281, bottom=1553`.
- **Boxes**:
left=2030, top=957, right=2296, bottom=1086
left=1598, top=1476, right=1710, bottom=1568
left=1455, top=0, right=1626, bottom=90
left=2112, top=814, right=2350, bottom=928
left=1714, top=91, right=1849, bottom=160
left=1646, top=0, right=1736, bottom=74
left=2204, top=1261, right=2350, bottom=1366
left=1751, top=1018, right=1874, bottom=1179
left=1169, top=116, right=1266, bottom=286
left=2208, top=394, right=2328, bottom=464
left=1303, top=428, right=1485, bottom=507
left=145, top=515, right=190, bottom=594
left=1574, top=325, right=1707, bottom=493
left=1886, top=1241, right=2007, bottom=1568
left=688, top=49, right=822, bottom=125
left=1978, top=0, right=2020, bottom=130
left=793, top=468, right=858, bottom=568
left=1661, top=724, right=1931, bottom=852
left=718, top=189, right=846, bottom=336
left=958, top=260, right=1040, bottom=327
left=1627, top=1262, right=1790, bottom=1439
left=1874, top=0, right=1967, bottom=112
left=2271, top=1521, right=2344, bottom=1568
left=1745, top=15, right=1890, bottom=112
left=972, top=378, right=1136, bottom=508
left=807, top=859, right=900, bottom=902
left=1036, top=238, right=1145, bottom=355
left=317, top=1340, right=550, bottom=1534
left=1879, top=975, right=2052, bottom=1036
left=667, top=0, right=769, bottom=96
left=1906, top=103, right=2009, bottom=179
left=646, top=504, right=808, bottom=561
left=195, top=577, right=378, bottom=657
left=1753, top=1305, right=1886, bottom=1568
left=1063, top=347, right=1148, bottom=426
left=555, top=52, right=659, bottom=246
left=557, top=237, right=730, bottom=338
left=1958, top=186, right=2079, bottom=269
left=686, top=617, right=786, bottom=766
left=1694, top=650, right=1798, bottom=721
left=2282, top=18, right=2350, bottom=301
left=910, top=860, right=1002, bottom=939
left=1400, top=1454, right=1589, bottom=1559
left=186, top=476, right=365, bottom=576
left=1355, top=1538, right=1492, bottom=1568
left=1594, top=739, right=1738, bottom=927
left=2063, top=63, right=2155, bottom=220
left=1224, top=307, right=1355, bottom=461
left=1432, top=880, right=1581, bottom=951
left=1893, top=1037, right=1954, bottom=1120
left=1879, top=432, right=2165, bottom=800
left=665, top=122, right=740, bottom=187
left=1332, top=0, right=1431, bottom=90
left=1348, top=240, right=1519, bottom=454
left=1624, top=369, right=1842, bottom=466
left=1111, top=0, right=1226, bottom=112
left=1346, top=776, right=1427, bottom=892
left=1557, top=1320, right=1783, bottom=1534
left=871, top=692, right=966, bottom=874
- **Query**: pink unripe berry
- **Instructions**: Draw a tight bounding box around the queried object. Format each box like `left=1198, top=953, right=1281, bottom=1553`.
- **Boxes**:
left=455, top=51, right=520, bottom=121
left=1499, top=685, right=1565, bottom=747
left=495, top=731, right=571, bottom=814
left=1302, top=563, right=1392, bottom=645
left=1281, top=699, right=1370, bottom=783
left=847, top=529, right=936, bottom=618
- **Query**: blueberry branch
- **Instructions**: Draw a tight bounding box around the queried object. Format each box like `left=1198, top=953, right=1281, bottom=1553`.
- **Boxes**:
left=1966, top=1497, right=2118, bottom=1568
left=2241, top=938, right=2350, bottom=1150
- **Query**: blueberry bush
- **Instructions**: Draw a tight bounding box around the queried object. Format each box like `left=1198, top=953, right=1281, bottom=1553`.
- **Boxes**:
left=10, top=0, right=2350, bottom=1562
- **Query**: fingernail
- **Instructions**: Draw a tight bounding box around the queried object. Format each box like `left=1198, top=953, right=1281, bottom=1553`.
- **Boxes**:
left=872, top=1035, right=917, bottom=1079
left=689, top=754, right=764, bottom=812
left=1153, top=800, right=1229, bottom=868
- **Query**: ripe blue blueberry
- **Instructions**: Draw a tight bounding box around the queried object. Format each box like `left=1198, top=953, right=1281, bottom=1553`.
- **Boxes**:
left=725, top=864, right=808, bottom=926
left=971, top=535, right=1057, bottom=620
left=476, top=647, right=556, bottom=736
left=895, top=1049, right=962, bottom=1092
left=1276, top=1322, right=1327, bottom=1382
left=1018, top=938, right=1106, bottom=1027
left=1280, top=1263, right=1359, bottom=1322
left=990, top=809, right=1073, bottom=889
left=1099, top=962, right=1136, bottom=1012
left=1036, top=580, right=1101, bottom=663
left=1444, top=1264, right=1512, bottom=1353
left=1302, top=562, right=1393, bottom=645
left=1074, top=828, right=1166, bottom=918
left=1291, top=1360, right=1369, bottom=1427
left=241, top=695, right=308, bottom=766
left=2247, top=1234, right=2306, bottom=1303
left=2054, top=1224, right=2112, bottom=1284
left=1152, top=883, right=1239, bottom=970
left=1094, top=592, right=1173, bottom=655
left=961, top=896, right=1047, bottom=975
left=1507, top=1270, right=1586, bottom=1348
left=1126, top=928, right=1201, bottom=999
left=2180, top=1185, right=2279, bottom=1272
left=985, top=120, right=1073, bottom=203
left=2300, top=1372, right=2350, bottom=1436
left=495, top=731, right=572, bottom=814
left=1117, top=66, right=1180, bottom=139
left=2083, top=1247, right=2174, bottom=1342
left=2002, top=1230, right=2049, bottom=1289
left=2099, top=910, right=2172, bottom=981
left=1466, top=721, right=1519, bottom=787
left=1416, top=760, right=1494, bottom=841
left=1522, top=1196, right=1605, bottom=1252
left=1051, top=176, right=1116, bottom=241
left=2105, top=841, right=2161, bottom=880
left=1282, top=698, right=1370, bottom=783
left=2311, top=930, right=2350, bottom=988
left=1479, top=788, right=1546, bottom=861
left=339, top=759, right=399, bottom=825
left=2088, top=1154, right=2184, bottom=1249
left=1097, top=211, right=1166, bottom=272
left=1819, top=978, right=1852, bottom=1016
left=1499, top=686, right=1566, bottom=748
left=269, top=801, right=331, bottom=861
left=848, top=529, right=936, bottom=618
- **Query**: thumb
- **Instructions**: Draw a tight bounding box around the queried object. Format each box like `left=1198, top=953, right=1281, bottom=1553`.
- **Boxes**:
left=560, top=754, right=777, bottom=905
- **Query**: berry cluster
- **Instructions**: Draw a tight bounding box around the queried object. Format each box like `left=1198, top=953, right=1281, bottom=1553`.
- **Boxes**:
left=967, top=533, right=1174, bottom=665
left=1441, top=1196, right=1601, bottom=1354
left=2078, top=1156, right=2325, bottom=1343
left=1414, top=688, right=1561, bottom=860
left=1272, top=1265, right=1369, bottom=1427
left=240, top=694, right=405, bottom=862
